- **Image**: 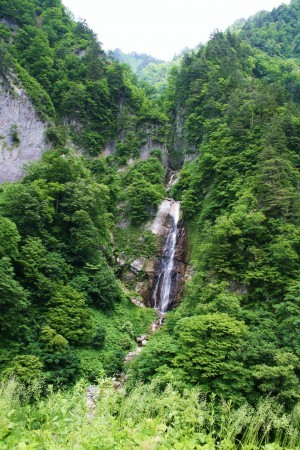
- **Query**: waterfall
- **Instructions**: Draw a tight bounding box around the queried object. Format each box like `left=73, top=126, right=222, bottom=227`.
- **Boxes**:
left=152, top=200, right=180, bottom=313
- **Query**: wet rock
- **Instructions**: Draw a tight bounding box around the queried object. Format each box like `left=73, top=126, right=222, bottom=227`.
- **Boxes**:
left=145, top=259, right=156, bottom=274
left=135, top=281, right=150, bottom=299
left=174, top=223, right=188, bottom=264
left=148, top=316, right=162, bottom=330
left=166, top=171, right=179, bottom=190
left=148, top=220, right=188, bottom=309
left=149, top=199, right=178, bottom=236
left=155, top=310, right=165, bottom=321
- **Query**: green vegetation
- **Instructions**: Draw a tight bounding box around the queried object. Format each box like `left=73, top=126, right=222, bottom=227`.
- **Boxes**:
left=14, top=63, right=56, bottom=121
left=2, top=0, right=300, bottom=446
left=120, top=157, right=166, bottom=224
left=112, top=48, right=164, bottom=74
left=237, top=0, right=300, bottom=59
left=8, top=124, right=20, bottom=145
left=1, top=379, right=300, bottom=449
left=130, top=22, right=300, bottom=409
left=0, top=0, right=169, bottom=155
left=0, top=148, right=155, bottom=387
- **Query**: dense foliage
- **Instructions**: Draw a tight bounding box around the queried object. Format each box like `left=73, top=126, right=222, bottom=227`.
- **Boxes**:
left=2, top=0, right=300, bottom=446
left=0, top=0, right=168, bottom=386
left=237, top=0, right=300, bottom=60
left=111, top=48, right=164, bottom=74
left=0, top=0, right=169, bottom=154
left=130, top=18, right=300, bottom=409
left=0, top=147, right=158, bottom=385
left=1, top=379, right=300, bottom=449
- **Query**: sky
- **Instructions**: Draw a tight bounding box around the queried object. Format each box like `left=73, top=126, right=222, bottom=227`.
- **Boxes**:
left=62, top=0, right=290, bottom=61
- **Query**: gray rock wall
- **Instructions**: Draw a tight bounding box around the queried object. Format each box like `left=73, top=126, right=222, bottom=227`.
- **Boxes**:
left=0, top=85, right=48, bottom=183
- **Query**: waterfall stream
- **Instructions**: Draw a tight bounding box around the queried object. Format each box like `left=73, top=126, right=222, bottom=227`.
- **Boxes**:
left=152, top=200, right=180, bottom=313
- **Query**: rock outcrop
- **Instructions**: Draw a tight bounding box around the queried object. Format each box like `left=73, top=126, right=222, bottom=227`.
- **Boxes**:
left=0, top=83, right=48, bottom=183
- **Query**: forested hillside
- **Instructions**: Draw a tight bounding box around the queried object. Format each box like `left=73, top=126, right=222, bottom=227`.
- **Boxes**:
left=1, top=0, right=300, bottom=448
left=238, top=0, right=300, bottom=59
left=111, top=48, right=164, bottom=74
left=0, top=0, right=166, bottom=387
left=131, top=26, right=300, bottom=406
left=111, top=48, right=176, bottom=99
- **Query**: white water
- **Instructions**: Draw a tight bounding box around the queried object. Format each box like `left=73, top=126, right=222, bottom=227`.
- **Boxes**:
left=152, top=200, right=180, bottom=313
left=166, top=171, right=178, bottom=191
left=150, top=198, right=175, bottom=236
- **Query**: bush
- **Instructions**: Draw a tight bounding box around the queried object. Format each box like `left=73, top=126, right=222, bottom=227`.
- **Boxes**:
left=92, top=326, right=106, bottom=349
left=15, top=63, right=56, bottom=121
left=9, top=124, right=20, bottom=145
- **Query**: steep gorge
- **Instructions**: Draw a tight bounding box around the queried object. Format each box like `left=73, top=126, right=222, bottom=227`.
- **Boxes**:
left=2, top=0, right=300, bottom=432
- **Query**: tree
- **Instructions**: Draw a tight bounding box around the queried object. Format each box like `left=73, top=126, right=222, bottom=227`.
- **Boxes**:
left=174, top=313, right=250, bottom=400
left=0, top=181, right=54, bottom=237
left=45, top=285, right=93, bottom=345
left=72, top=258, right=122, bottom=309
left=253, top=352, right=300, bottom=405
left=68, top=210, right=101, bottom=265
left=125, top=178, right=164, bottom=224
left=0, top=40, right=13, bottom=76
left=255, top=146, right=300, bottom=219
left=6, top=355, right=43, bottom=385
left=0, top=217, right=21, bottom=259
left=275, top=282, right=300, bottom=357
left=39, top=325, right=80, bottom=386
left=0, top=257, right=28, bottom=338
left=18, top=237, right=69, bottom=302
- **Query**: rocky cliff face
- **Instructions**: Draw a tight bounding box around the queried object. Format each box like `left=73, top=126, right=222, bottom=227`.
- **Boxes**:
left=172, top=221, right=188, bottom=306
left=137, top=199, right=188, bottom=309
left=169, top=107, right=198, bottom=169
left=145, top=219, right=187, bottom=310
left=0, top=82, right=48, bottom=183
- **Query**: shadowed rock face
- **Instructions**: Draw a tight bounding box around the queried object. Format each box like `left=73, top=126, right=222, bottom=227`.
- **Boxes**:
left=172, top=222, right=188, bottom=307
left=0, top=85, right=47, bottom=183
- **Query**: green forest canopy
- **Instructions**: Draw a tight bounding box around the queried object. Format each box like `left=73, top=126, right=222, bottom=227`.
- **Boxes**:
left=1, top=0, right=300, bottom=447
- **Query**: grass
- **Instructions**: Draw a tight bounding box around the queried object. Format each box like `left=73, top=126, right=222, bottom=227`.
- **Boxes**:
left=1, top=379, right=300, bottom=449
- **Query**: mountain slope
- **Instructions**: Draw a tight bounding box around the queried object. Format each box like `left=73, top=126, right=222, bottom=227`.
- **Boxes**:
left=238, top=0, right=300, bottom=59
left=130, top=10, right=300, bottom=406
left=111, top=48, right=164, bottom=73
left=1, top=0, right=300, bottom=435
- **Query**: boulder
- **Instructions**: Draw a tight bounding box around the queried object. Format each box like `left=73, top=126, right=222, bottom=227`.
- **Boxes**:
left=130, top=297, right=145, bottom=308
left=130, top=257, right=147, bottom=274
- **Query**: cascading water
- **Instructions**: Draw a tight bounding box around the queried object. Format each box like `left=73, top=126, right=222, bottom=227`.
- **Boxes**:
left=152, top=200, right=180, bottom=313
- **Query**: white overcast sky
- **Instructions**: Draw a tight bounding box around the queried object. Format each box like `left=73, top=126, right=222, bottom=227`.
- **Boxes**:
left=62, top=0, right=290, bottom=60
